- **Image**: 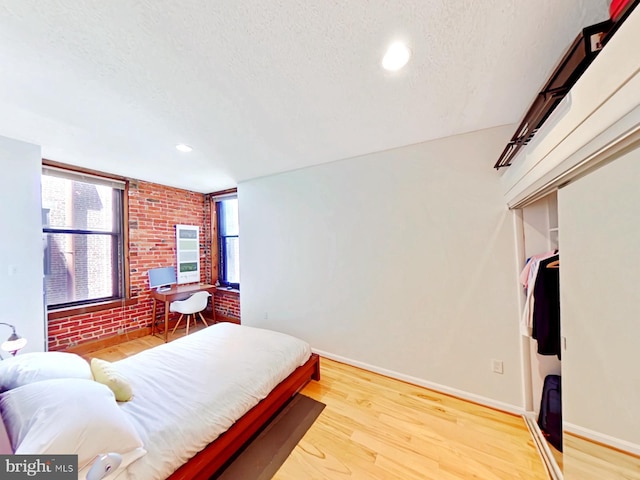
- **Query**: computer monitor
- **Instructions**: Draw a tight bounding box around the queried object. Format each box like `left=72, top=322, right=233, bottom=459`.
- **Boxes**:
left=147, top=266, right=177, bottom=291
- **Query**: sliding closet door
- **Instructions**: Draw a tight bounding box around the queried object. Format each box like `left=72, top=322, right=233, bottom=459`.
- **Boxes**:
left=521, top=194, right=561, bottom=415
left=558, top=146, right=640, bottom=448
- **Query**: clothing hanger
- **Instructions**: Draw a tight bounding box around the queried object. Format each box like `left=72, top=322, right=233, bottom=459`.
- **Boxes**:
left=546, top=260, right=560, bottom=269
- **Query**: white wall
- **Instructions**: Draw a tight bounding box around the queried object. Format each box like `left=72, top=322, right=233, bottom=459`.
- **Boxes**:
left=559, top=146, right=640, bottom=446
left=240, top=126, right=525, bottom=409
left=0, top=135, right=45, bottom=354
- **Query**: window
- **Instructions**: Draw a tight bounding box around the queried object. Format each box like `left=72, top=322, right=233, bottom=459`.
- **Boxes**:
left=216, top=197, right=239, bottom=289
left=41, top=166, right=126, bottom=309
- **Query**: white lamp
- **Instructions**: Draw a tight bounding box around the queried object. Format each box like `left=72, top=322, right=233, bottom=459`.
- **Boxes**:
left=0, top=322, right=27, bottom=356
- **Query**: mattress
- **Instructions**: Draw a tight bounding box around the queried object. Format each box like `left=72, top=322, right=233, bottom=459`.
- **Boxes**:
left=112, top=323, right=311, bottom=480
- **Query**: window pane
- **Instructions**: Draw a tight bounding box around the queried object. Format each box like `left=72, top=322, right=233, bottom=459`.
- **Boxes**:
left=42, top=175, right=117, bottom=232
left=219, top=199, right=239, bottom=236
left=44, top=232, right=118, bottom=306
left=224, top=237, right=240, bottom=284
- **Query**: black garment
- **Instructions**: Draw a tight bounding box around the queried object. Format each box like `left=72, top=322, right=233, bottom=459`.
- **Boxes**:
left=531, top=255, right=561, bottom=358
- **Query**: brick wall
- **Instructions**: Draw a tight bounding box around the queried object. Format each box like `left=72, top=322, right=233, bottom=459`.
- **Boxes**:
left=48, top=179, right=241, bottom=350
left=214, top=290, right=241, bottom=320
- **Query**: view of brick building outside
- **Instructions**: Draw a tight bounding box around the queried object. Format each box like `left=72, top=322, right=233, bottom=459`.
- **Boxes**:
left=42, top=176, right=118, bottom=306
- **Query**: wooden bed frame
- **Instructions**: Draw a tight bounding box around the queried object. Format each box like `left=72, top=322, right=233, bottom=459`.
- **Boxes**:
left=167, top=352, right=321, bottom=480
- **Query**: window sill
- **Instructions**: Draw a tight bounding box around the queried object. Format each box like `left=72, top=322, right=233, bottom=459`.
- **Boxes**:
left=216, top=287, right=240, bottom=296
left=48, top=298, right=139, bottom=320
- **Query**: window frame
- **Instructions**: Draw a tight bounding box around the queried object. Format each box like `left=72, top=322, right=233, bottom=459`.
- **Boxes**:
left=213, top=193, right=239, bottom=290
left=42, top=160, right=132, bottom=315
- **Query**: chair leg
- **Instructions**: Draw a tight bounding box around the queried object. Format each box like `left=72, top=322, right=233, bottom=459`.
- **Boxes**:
left=172, top=314, right=184, bottom=334
left=186, top=314, right=191, bottom=335
left=198, top=312, right=209, bottom=327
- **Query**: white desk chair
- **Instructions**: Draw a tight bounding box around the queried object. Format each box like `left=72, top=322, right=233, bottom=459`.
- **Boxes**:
left=170, top=291, right=211, bottom=335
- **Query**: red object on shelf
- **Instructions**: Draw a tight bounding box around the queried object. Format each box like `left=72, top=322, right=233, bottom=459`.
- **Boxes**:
left=610, top=0, right=633, bottom=20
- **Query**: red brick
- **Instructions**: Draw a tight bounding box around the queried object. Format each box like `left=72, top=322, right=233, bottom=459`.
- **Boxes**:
left=48, top=179, right=240, bottom=351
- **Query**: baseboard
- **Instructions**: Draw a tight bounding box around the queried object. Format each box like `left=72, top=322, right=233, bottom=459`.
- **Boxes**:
left=61, top=315, right=240, bottom=354
left=564, top=422, right=640, bottom=457
left=312, top=348, right=524, bottom=416
left=64, top=327, right=152, bottom=355
left=214, top=313, right=241, bottom=324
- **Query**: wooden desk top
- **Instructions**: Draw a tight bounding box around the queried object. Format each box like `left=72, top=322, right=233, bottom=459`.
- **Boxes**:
left=150, top=284, right=216, bottom=302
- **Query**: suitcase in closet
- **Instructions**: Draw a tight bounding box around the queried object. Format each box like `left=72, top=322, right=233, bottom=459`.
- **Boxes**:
left=538, top=374, right=562, bottom=452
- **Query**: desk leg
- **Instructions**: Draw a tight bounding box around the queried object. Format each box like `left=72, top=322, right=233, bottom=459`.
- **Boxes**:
left=164, top=300, right=170, bottom=343
left=151, top=299, right=157, bottom=336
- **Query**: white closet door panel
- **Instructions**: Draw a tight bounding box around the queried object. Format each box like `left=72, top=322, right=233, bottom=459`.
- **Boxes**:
left=558, top=145, right=640, bottom=446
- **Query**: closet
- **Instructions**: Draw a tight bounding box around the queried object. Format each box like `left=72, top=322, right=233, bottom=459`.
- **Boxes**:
left=516, top=192, right=563, bottom=477
left=501, top=6, right=640, bottom=479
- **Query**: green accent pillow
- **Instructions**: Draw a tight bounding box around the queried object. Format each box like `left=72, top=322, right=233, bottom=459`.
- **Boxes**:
left=90, top=358, right=133, bottom=402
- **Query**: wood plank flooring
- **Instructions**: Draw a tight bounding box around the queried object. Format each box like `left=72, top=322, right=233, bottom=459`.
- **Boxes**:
left=86, top=328, right=548, bottom=480
left=277, top=358, right=547, bottom=480
left=563, top=434, right=640, bottom=480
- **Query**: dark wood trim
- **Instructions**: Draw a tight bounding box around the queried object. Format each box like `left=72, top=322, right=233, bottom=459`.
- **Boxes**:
left=208, top=187, right=237, bottom=197
left=63, top=327, right=152, bottom=355
left=48, top=298, right=139, bottom=320
left=209, top=191, right=238, bottom=288
left=211, top=198, right=219, bottom=285
left=213, top=313, right=240, bottom=325
left=123, top=181, right=131, bottom=297
left=216, top=288, right=239, bottom=296
left=42, top=158, right=128, bottom=182
left=168, top=353, right=320, bottom=480
left=42, top=159, right=133, bottom=311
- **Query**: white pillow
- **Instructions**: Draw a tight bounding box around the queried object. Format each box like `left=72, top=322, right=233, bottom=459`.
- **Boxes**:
left=0, top=352, right=92, bottom=391
left=78, top=447, right=147, bottom=480
left=0, top=378, right=145, bottom=470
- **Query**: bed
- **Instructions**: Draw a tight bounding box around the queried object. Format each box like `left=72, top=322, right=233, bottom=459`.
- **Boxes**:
left=0, top=323, right=320, bottom=480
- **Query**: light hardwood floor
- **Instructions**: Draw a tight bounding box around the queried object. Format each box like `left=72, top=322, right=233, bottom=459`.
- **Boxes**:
left=277, top=358, right=547, bottom=480
left=563, top=434, right=640, bottom=480
left=86, top=328, right=548, bottom=480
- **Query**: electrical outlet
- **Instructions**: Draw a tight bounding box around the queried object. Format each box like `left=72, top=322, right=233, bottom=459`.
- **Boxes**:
left=264, top=312, right=268, bottom=320
left=492, top=359, right=504, bottom=374
left=117, top=328, right=124, bottom=335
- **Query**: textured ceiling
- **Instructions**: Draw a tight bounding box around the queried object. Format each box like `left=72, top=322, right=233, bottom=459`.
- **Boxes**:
left=0, top=1, right=608, bottom=193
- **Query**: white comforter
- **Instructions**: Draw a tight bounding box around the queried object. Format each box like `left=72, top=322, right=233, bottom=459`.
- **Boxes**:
left=113, top=323, right=311, bottom=480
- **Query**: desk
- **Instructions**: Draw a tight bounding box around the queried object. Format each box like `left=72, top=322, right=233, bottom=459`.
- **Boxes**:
left=150, top=284, right=216, bottom=342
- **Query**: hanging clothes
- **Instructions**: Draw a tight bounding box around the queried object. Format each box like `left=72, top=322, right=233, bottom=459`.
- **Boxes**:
left=520, top=250, right=557, bottom=336
left=531, top=254, right=561, bottom=358
left=520, top=249, right=557, bottom=290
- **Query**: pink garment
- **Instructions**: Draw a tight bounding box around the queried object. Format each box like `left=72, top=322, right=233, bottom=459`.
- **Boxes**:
left=519, top=250, right=558, bottom=337
left=520, top=250, right=557, bottom=289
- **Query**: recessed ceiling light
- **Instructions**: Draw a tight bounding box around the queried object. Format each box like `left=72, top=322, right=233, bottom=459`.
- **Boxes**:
left=382, top=42, right=411, bottom=71
left=175, top=144, right=193, bottom=153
